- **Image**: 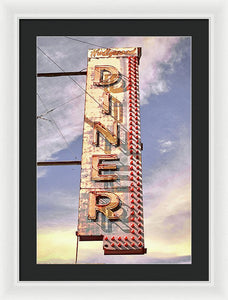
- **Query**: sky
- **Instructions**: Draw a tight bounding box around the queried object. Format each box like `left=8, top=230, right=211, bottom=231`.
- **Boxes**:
left=37, top=36, right=191, bottom=264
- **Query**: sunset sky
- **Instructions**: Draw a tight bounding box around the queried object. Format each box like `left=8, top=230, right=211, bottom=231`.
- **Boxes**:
left=37, top=36, right=191, bottom=264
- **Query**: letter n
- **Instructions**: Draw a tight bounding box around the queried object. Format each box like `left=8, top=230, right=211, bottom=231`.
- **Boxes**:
left=93, top=121, right=118, bottom=146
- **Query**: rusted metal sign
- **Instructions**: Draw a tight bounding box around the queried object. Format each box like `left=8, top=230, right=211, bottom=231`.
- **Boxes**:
left=77, top=47, right=146, bottom=255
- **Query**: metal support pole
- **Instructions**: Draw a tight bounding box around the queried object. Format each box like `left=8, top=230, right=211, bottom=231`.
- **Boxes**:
left=37, top=71, right=87, bottom=77
left=37, top=161, right=81, bottom=166
left=75, top=231, right=79, bottom=264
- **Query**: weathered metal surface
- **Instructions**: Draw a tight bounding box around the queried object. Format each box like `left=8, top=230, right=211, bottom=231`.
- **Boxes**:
left=77, top=47, right=146, bottom=255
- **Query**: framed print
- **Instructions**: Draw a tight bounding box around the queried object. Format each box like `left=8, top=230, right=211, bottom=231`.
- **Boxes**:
left=19, top=19, right=209, bottom=281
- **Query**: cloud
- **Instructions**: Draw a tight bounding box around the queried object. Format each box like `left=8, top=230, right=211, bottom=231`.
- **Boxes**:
left=144, top=183, right=191, bottom=245
left=37, top=80, right=85, bottom=162
left=143, top=125, right=190, bottom=194
left=113, top=37, right=189, bottom=104
left=37, top=226, right=191, bottom=264
left=158, top=139, right=174, bottom=153
left=141, top=126, right=191, bottom=257
left=36, top=37, right=191, bottom=264
left=37, top=163, right=191, bottom=265
left=37, top=37, right=189, bottom=166
left=137, top=37, right=181, bottom=102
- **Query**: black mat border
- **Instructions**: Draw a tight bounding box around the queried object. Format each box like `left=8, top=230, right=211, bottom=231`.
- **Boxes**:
left=19, top=19, right=209, bottom=281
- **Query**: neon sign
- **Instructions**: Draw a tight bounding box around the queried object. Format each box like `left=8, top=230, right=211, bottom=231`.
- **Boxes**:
left=77, top=47, right=146, bottom=255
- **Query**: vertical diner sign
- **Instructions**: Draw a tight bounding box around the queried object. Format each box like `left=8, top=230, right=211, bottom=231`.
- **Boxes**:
left=77, top=47, right=146, bottom=255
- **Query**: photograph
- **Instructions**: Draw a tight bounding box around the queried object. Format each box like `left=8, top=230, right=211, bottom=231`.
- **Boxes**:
left=37, top=36, right=191, bottom=265
left=2, top=0, right=228, bottom=296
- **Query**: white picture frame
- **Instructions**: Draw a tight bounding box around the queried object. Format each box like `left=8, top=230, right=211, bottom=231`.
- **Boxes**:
left=0, top=0, right=226, bottom=298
